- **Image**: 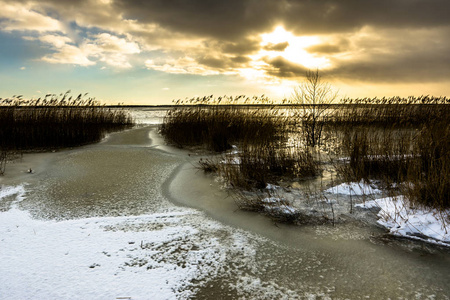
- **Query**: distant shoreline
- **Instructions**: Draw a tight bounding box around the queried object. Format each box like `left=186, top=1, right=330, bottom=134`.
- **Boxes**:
left=106, top=103, right=449, bottom=109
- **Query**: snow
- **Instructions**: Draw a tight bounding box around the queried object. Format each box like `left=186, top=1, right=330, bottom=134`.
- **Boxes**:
left=221, top=156, right=241, bottom=165
left=0, top=185, right=274, bottom=299
left=261, top=197, right=297, bottom=215
left=265, top=183, right=280, bottom=190
left=265, top=205, right=297, bottom=215
left=356, top=196, right=450, bottom=245
left=324, top=180, right=382, bottom=195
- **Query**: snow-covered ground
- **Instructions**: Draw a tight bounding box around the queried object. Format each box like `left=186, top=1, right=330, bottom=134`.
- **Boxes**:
left=356, top=196, right=450, bottom=245
left=262, top=180, right=449, bottom=246
left=324, top=180, right=382, bottom=195
left=326, top=181, right=449, bottom=245
left=0, top=184, right=301, bottom=299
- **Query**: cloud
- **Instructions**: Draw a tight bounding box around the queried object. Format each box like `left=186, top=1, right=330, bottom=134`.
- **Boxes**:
left=113, top=0, right=281, bottom=40
left=84, top=33, right=141, bottom=68
left=263, top=42, right=289, bottom=52
left=1, top=0, right=449, bottom=87
left=325, top=27, right=450, bottom=83
left=281, top=0, right=450, bottom=34
left=306, top=44, right=343, bottom=54
left=37, top=34, right=72, bottom=48
left=112, top=0, right=450, bottom=40
left=145, top=57, right=220, bottom=75
left=90, top=33, right=140, bottom=55
left=0, top=1, right=63, bottom=32
left=263, top=56, right=309, bottom=78
left=220, top=38, right=262, bottom=55
left=41, top=44, right=95, bottom=66
left=25, top=32, right=141, bottom=68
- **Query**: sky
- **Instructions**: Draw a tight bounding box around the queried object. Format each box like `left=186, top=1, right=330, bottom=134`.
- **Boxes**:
left=0, top=0, right=449, bottom=105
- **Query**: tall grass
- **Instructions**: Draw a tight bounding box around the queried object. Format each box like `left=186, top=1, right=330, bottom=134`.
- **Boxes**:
left=161, top=94, right=448, bottom=213
left=406, top=120, right=449, bottom=210
left=160, top=95, right=285, bottom=151
left=217, top=142, right=318, bottom=189
left=333, top=103, right=449, bottom=210
left=161, top=95, right=319, bottom=189
left=335, top=127, right=414, bottom=185
left=0, top=92, right=134, bottom=151
left=332, top=96, right=449, bottom=128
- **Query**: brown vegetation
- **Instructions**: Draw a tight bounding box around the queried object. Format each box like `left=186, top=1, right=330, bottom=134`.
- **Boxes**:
left=0, top=92, right=134, bottom=151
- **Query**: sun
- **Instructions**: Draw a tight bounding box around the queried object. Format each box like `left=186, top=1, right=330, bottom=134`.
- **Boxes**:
left=260, top=26, right=329, bottom=69
left=238, top=26, right=331, bottom=98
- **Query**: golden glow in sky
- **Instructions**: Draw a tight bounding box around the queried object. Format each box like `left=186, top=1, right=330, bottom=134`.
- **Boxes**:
left=260, top=26, right=329, bottom=69
left=0, top=0, right=449, bottom=104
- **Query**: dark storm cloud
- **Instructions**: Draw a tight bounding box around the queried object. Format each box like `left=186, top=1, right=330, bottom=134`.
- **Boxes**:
left=113, top=0, right=281, bottom=40
left=108, top=0, right=450, bottom=83
left=4, top=0, right=450, bottom=84
left=112, top=0, right=450, bottom=38
left=327, top=26, right=450, bottom=83
left=329, top=50, right=450, bottom=83
left=220, top=39, right=261, bottom=55
left=198, top=54, right=251, bottom=70
left=306, top=44, right=342, bottom=54
left=264, top=56, right=309, bottom=78
left=282, top=0, right=450, bottom=34
left=306, top=39, right=349, bottom=54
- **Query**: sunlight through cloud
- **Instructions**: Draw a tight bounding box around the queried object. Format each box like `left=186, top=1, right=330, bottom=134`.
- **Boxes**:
left=259, top=26, right=330, bottom=69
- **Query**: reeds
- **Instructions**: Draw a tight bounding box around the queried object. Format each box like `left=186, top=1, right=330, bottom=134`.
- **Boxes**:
left=332, top=96, right=449, bottom=128
left=160, top=95, right=283, bottom=151
left=162, top=95, right=319, bottom=190
left=217, top=142, right=318, bottom=190
left=162, top=94, right=449, bottom=214
left=405, top=120, right=449, bottom=210
left=0, top=92, right=134, bottom=151
left=334, top=105, right=449, bottom=210
left=335, top=127, right=414, bottom=185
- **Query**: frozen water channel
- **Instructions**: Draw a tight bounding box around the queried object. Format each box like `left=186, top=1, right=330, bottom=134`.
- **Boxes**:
left=0, top=109, right=449, bottom=299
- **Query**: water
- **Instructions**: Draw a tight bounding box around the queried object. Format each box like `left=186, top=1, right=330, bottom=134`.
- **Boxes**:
left=0, top=108, right=449, bottom=299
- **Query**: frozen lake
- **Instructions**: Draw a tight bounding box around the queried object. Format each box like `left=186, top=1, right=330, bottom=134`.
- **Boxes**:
left=0, top=109, right=449, bottom=299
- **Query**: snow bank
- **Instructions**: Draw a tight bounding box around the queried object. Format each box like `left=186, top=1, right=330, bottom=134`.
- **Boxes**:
left=356, top=196, right=450, bottom=245
left=325, top=180, right=382, bottom=195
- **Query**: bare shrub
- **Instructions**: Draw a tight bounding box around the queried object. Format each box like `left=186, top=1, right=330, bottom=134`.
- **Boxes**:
left=291, top=69, right=338, bottom=147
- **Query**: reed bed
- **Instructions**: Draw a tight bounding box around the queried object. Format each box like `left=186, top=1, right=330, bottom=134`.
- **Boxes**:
left=0, top=92, right=134, bottom=151
left=218, top=142, right=318, bottom=190
left=161, top=95, right=319, bottom=189
left=333, top=104, right=449, bottom=210
left=161, top=94, right=449, bottom=212
left=406, top=120, right=449, bottom=210
left=335, top=127, right=415, bottom=184
left=160, top=95, right=286, bottom=151
left=331, top=96, right=449, bottom=128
